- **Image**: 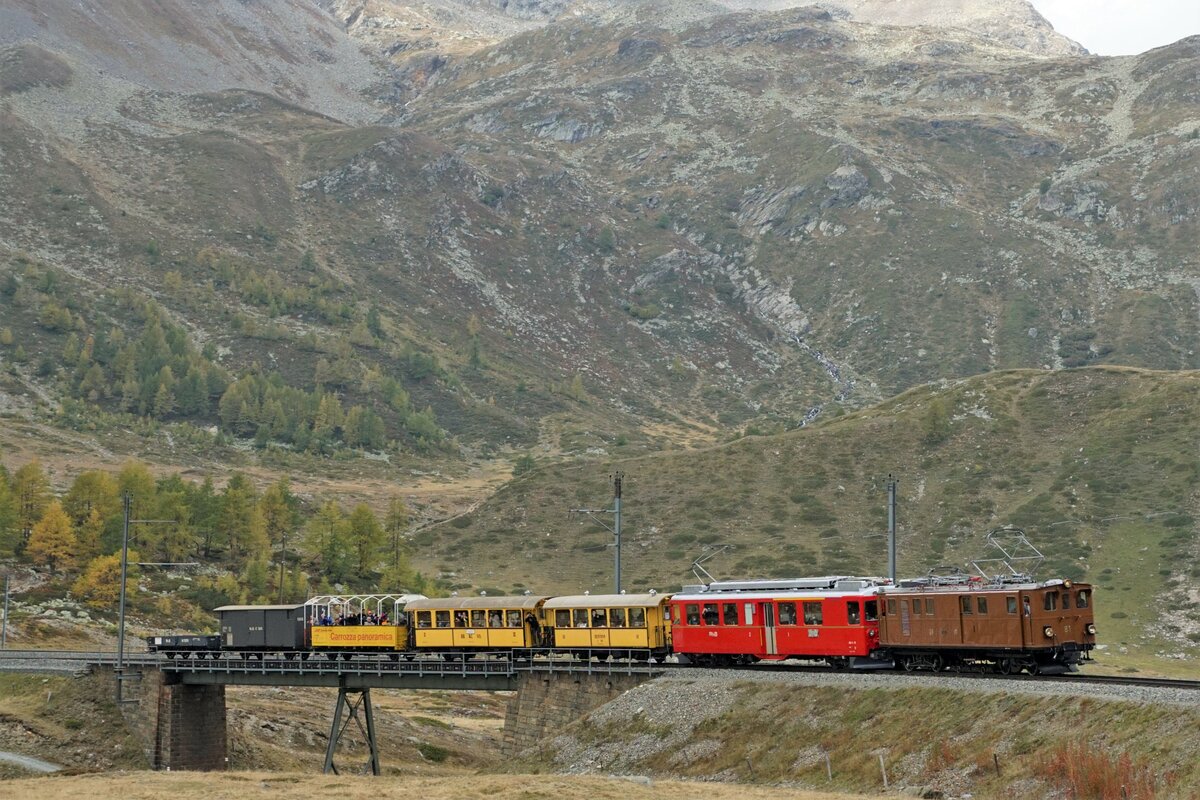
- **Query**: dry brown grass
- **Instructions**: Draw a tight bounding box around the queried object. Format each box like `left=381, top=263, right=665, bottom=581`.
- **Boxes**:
left=2, top=771, right=866, bottom=800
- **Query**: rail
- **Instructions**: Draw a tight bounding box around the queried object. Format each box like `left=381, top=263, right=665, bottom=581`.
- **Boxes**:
left=2, top=650, right=1196, bottom=691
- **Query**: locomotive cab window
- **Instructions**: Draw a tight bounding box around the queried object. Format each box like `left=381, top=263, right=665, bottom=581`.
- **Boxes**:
left=924, top=598, right=935, bottom=615
left=591, top=609, right=607, bottom=628
left=910, top=599, right=921, bottom=616
left=1006, top=597, right=1018, bottom=614
left=847, top=601, right=861, bottom=625
left=865, top=600, right=879, bottom=621
left=886, top=599, right=896, bottom=616
left=976, top=597, right=988, bottom=615
left=685, top=604, right=700, bottom=626
left=803, top=602, right=823, bottom=625
left=556, top=610, right=571, bottom=628
left=723, top=603, right=738, bottom=625
left=1061, top=592, right=1071, bottom=610
left=417, top=611, right=432, bottom=628
left=435, top=611, right=450, bottom=628
left=702, top=603, right=719, bottom=625
left=630, top=608, right=647, bottom=628
left=507, top=610, right=522, bottom=628
left=1077, top=590, right=1090, bottom=608
left=574, top=609, right=590, bottom=627
left=671, top=605, right=681, bottom=624
left=1044, top=593, right=1058, bottom=612
left=609, top=608, right=627, bottom=627
left=778, top=602, right=798, bottom=625
left=961, top=596, right=972, bottom=615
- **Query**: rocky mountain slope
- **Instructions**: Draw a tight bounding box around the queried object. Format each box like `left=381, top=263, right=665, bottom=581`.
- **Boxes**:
left=0, top=1, right=1196, bottom=468
left=324, top=0, right=1084, bottom=70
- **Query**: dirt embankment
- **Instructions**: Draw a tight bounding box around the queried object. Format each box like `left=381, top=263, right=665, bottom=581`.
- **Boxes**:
left=1, top=771, right=863, bottom=800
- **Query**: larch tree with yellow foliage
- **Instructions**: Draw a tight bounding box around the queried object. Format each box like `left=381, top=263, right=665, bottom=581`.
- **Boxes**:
left=27, top=501, right=78, bottom=574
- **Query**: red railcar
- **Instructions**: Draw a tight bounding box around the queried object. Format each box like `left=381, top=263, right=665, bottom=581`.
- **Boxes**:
left=668, top=577, right=887, bottom=668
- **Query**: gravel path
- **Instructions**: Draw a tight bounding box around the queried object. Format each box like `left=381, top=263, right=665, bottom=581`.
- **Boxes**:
left=0, top=751, right=62, bottom=773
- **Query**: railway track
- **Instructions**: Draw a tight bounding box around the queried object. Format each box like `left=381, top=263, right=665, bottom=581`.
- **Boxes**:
left=2, top=648, right=1197, bottom=692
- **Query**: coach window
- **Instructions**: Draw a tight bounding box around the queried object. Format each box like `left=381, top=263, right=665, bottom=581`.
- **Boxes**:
left=1006, top=597, right=1018, bottom=614
left=671, top=605, right=681, bottom=625
left=435, top=611, right=450, bottom=628
left=977, top=597, right=988, bottom=615
left=574, top=609, right=590, bottom=627
left=847, top=601, right=861, bottom=625
left=803, top=602, right=823, bottom=625
left=865, top=600, right=879, bottom=621
left=961, top=596, right=973, bottom=615
left=724, top=603, right=738, bottom=625
left=778, top=602, right=797, bottom=625
left=417, top=611, right=432, bottom=628
left=507, top=610, right=522, bottom=628
left=702, top=603, right=719, bottom=625
left=886, top=599, right=896, bottom=616
left=592, top=609, right=607, bottom=628
left=1043, top=593, right=1058, bottom=612
left=471, top=610, right=488, bottom=628
left=685, top=604, right=701, bottom=626
left=1077, top=590, right=1090, bottom=608
left=1061, top=592, right=1071, bottom=610
left=630, top=608, right=647, bottom=628
left=925, top=598, right=935, bottom=615
left=609, top=608, right=627, bottom=627
left=555, top=610, right=571, bottom=628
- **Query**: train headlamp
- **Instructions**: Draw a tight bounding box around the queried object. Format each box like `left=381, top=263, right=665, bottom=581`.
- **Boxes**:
left=1043, top=626, right=1055, bottom=638
left=1085, top=623, right=1096, bottom=636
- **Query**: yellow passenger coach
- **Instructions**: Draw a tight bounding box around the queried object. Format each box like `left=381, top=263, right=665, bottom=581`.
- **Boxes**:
left=544, top=593, right=671, bottom=657
left=406, top=595, right=550, bottom=651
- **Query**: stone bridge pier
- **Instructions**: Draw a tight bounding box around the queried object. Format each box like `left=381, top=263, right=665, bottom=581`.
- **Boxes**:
left=502, top=672, right=654, bottom=754
left=96, top=666, right=228, bottom=771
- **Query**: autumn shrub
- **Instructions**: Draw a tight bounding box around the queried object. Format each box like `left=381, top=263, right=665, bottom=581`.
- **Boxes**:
left=1039, top=739, right=1171, bottom=800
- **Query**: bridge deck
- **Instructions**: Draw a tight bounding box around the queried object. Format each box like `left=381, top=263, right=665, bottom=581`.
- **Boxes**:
left=0, top=649, right=666, bottom=688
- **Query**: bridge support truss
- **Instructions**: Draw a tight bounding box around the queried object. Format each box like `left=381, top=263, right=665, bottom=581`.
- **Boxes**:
left=324, top=686, right=380, bottom=776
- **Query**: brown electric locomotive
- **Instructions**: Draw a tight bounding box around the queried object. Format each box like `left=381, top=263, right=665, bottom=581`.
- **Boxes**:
left=878, top=577, right=1096, bottom=674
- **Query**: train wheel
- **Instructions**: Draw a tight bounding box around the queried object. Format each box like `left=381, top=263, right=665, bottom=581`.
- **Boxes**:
left=828, top=657, right=850, bottom=671
left=325, top=653, right=338, bottom=661
left=341, top=652, right=353, bottom=661
left=283, top=652, right=295, bottom=661
left=300, top=652, right=310, bottom=661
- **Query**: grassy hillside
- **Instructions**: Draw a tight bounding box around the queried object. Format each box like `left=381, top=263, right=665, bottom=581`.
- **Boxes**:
left=416, top=367, right=1199, bottom=672
left=536, top=677, right=1200, bottom=798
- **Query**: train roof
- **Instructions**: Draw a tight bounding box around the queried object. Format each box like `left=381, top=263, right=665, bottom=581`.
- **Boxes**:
left=543, top=593, right=666, bottom=609
left=671, top=589, right=880, bottom=602
left=213, top=604, right=304, bottom=612
left=406, top=596, right=548, bottom=611
left=884, top=578, right=1091, bottom=594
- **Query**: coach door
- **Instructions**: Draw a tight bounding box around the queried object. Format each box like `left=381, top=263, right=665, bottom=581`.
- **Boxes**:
left=762, top=602, right=777, bottom=656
